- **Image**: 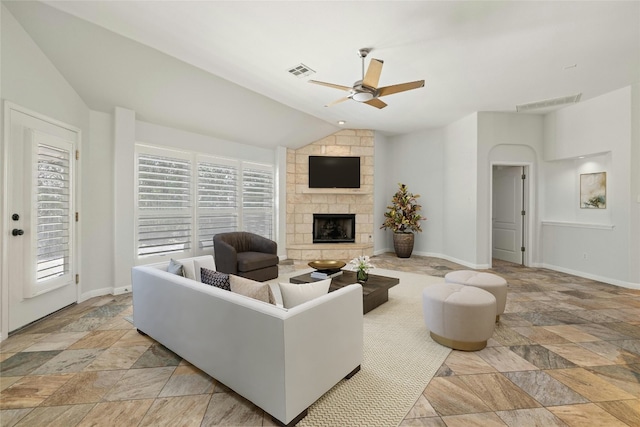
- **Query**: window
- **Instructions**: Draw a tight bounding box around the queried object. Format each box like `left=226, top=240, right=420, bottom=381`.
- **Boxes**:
left=135, top=145, right=275, bottom=260
left=242, top=163, right=274, bottom=239
left=197, top=157, right=239, bottom=250
left=35, top=143, right=72, bottom=283
left=136, top=147, right=192, bottom=257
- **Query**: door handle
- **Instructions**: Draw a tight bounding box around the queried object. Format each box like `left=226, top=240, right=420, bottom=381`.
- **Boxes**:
left=12, top=229, right=24, bottom=236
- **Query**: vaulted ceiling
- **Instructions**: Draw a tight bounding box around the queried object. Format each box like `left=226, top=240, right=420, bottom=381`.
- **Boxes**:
left=4, top=1, right=639, bottom=149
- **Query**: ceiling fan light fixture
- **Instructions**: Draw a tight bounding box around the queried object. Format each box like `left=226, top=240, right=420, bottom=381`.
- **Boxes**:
left=351, top=91, right=375, bottom=102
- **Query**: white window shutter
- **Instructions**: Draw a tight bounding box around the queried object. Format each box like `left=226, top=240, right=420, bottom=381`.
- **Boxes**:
left=242, top=163, right=274, bottom=240
left=197, top=157, right=239, bottom=250
left=137, top=151, right=192, bottom=257
left=35, top=144, right=72, bottom=283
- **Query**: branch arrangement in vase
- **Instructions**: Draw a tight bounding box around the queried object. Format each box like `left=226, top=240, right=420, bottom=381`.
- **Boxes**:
left=381, top=183, right=424, bottom=233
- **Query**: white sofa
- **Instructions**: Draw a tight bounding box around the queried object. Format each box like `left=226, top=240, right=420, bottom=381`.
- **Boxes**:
left=132, top=256, right=363, bottom=426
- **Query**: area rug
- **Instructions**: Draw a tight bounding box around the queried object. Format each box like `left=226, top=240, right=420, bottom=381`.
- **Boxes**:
left=276, top=268, right=451, bottom=427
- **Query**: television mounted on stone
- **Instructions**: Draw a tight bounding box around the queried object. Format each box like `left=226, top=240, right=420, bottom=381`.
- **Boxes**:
left=308, top=156, right=360, bottom=189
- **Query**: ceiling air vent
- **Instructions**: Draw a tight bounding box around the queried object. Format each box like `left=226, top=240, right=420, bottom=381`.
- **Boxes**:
left=287, top=63, right=315, bottom=78
left=516, top=93, right=582, bottom=112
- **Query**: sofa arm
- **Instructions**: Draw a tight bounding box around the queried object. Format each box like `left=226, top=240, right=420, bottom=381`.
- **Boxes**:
left=213, top=236, right=238, bottom=274
left=279, top=284, right=363, bottom=423
left=250, top=233, right=277, bottom=255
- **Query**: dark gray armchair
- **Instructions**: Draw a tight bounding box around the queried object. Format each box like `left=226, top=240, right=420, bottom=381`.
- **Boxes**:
left=213, top=232, right=279, bottom=281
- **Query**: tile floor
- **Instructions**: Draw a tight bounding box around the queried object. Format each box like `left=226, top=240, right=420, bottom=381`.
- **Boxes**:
left=1, top=254, right=639, bottom=426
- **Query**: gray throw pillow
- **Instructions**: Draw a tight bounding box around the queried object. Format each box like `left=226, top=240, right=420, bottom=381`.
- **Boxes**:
left=168, top=258, right=184, bottom=276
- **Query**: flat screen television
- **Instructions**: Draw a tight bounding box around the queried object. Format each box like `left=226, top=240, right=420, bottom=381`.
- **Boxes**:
left=308, top=156, right=360, bottom=189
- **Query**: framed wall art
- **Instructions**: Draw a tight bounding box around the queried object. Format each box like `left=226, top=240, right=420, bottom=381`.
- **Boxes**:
left=580, top=172, right=606, bottom=209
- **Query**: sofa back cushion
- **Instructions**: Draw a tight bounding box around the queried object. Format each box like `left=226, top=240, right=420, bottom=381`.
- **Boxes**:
left=163, top=256, right=216, bottom=282
left=278, top=279, right=331, bottom=309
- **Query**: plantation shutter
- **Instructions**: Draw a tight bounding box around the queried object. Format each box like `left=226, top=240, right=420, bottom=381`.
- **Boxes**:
left=197, top=157, right=239, bottom=250
left=242, top=163, right=274, bottom=239
left=35, top=144, right=71, bottom=282
left=137, top=150, right=192, bottom=257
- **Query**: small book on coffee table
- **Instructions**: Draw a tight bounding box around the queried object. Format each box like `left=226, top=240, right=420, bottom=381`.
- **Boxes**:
left=310, top=269, right=344, bottom=279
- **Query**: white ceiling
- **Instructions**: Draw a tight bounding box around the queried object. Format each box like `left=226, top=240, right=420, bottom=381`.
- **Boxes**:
left=5, top=1, right=640, bottom=149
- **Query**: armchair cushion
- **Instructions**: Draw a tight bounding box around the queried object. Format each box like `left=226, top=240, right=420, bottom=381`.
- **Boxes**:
left=237, top=252, right=279, bottom=273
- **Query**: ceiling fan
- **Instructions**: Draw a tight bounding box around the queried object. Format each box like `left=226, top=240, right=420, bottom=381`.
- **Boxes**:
left=309, top=48, right=425, bottom=109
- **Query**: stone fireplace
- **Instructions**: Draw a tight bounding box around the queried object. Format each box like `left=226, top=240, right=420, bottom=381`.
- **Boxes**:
left=313, top=214, right=355, bottom=243
left=286, top=129, right=374, bottom=263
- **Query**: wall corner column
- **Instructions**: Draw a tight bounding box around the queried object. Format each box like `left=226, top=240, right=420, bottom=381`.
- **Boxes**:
left=113, top=107, right=136, bottom=289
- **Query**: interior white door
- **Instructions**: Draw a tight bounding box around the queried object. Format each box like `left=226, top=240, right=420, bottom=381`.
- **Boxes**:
left=5, top=106, right=78, bottom=332
left=492, top=166, right=524, bottom=265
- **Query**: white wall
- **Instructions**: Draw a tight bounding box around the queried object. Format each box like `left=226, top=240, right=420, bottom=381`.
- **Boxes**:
left=113, top=110, right=278, bottom=289
left=631, top=84, right=640, bottom=283
left=1, top=5, right=111, bottom=337
left=373, top=132, right=391, bottom=254
left=542, top=87, right=638, bottom=287
left=442, top=113, right=479, bottom=266
left=384, top=129, right=444, bottom=256
left=276, top=146, right=288, bottom=258
left=83, top=111, right=115, bottom=298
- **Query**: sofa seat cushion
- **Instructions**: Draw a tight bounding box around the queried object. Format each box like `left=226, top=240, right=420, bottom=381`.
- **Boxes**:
left=237, top=252, right=279, bottom=272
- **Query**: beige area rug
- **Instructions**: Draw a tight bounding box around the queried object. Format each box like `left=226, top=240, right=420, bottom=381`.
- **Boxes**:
left=276, top=268, right=451, bottom=427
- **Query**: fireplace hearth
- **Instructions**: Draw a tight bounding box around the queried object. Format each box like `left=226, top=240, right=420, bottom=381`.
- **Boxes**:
left=313, top=214, right=356, bottom=243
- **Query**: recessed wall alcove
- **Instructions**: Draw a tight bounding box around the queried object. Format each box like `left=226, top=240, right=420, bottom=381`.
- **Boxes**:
left=286, top=130, right=374, bottom=262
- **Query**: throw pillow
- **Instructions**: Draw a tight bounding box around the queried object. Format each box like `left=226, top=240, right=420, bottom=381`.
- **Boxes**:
left=229, top=275, right=270, bottom=304
left=168, top=258, right=184, bottom=276
left=278, top=278, right=331, bottom=309
left=200, top=268, right=230, bottom=291
left=178, top=259, right=197, bottom=281
left=194, top=257, right=216, bottom=282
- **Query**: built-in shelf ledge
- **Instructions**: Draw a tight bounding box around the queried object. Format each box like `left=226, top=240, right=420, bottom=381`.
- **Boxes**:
left=541, top=221, right=615, bottom=230
left=301, top=188, right=372, bottom=195
left=287, top=243, right=373, bottom=250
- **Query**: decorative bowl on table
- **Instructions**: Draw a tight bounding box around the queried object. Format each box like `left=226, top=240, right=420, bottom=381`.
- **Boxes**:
left=308, top=260, right=346, bottom=271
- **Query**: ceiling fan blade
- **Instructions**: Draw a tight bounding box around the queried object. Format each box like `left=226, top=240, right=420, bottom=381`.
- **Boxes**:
left=377, top=80, right=425, bottom=97
left=308, top=80, right=352, bottom=91
left=362, top=59, right=384, bottom=89
left=325, top=97, right=351, bottom=107
left=364, top=98, right=387, bottom=109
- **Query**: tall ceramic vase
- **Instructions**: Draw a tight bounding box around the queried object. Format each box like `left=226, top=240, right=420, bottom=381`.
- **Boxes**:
left=393, top=232, right=414, bottom=258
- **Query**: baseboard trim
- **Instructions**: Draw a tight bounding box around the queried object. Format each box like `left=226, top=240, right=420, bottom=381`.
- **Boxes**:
left=79, top=286, right=132, bottom=303
left=541, top=263, right=640, bottom=290
left=113, top=286, right=132, bottom=295
left=413, top=251, right=490, bottom=270
left=373, top=249, right=490, bottom=270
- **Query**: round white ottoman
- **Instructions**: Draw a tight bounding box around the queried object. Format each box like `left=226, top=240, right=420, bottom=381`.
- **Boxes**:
left=445, top=270, right=507, bottom=322
left=422, top=283, right=496, bottom=351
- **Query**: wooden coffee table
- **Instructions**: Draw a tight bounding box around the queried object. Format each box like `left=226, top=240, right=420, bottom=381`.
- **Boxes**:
left=290, top=270, right=399, bottom=314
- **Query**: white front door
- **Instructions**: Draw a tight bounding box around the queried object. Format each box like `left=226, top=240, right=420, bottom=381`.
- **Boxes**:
left=4, top=104, right=79, bottom=333
left=492, top=166, right=524, bottom=265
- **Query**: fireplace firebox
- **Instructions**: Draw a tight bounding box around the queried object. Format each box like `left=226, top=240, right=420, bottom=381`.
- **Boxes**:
left=313, top=214, right=355, bottom=243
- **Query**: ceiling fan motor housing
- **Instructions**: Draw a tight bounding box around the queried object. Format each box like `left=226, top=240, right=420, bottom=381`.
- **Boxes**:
left=351, top=80, right=376, bottom=102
